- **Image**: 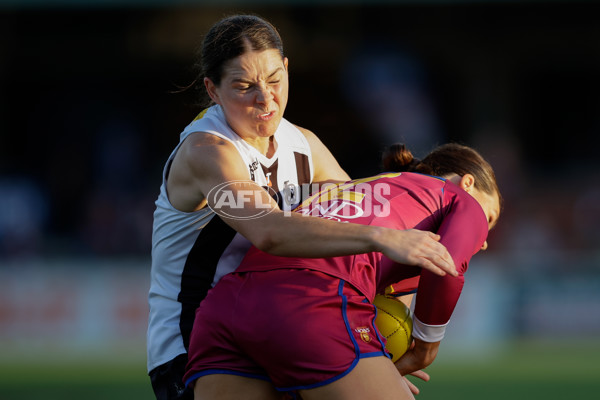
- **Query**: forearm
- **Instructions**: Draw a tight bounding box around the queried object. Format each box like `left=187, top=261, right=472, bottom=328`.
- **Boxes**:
left=208, top=172, right=456, bottom=275
left=226, top=202, right=456, bottom=277
left=241, top=210, right=383, bottom=258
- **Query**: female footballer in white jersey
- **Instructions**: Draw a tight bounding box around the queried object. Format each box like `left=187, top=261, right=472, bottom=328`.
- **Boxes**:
left=147, top=14, right=457, bottom=400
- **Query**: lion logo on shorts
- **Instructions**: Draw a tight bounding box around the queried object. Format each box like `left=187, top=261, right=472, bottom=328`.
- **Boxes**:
left=355, top=326, right=372, bottom=343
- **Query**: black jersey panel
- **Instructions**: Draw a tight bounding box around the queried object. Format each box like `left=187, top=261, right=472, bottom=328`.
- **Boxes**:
left=177, top=215, right=237, bottom=350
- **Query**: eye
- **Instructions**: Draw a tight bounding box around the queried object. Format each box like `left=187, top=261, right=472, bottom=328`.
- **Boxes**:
left=233, top=81, right=253, bottom=91
left=488, top=211, right=499, bottom=230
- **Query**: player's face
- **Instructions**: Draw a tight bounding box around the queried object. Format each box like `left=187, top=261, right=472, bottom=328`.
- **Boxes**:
left=448, top=173, right=500, bottom=251
left=205, top=49, right=289, bottom=141
left=469, top=188, right=500, bottom=250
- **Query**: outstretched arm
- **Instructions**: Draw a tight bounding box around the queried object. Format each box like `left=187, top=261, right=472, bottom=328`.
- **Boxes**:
left=168, top=132, right=457, bottom=276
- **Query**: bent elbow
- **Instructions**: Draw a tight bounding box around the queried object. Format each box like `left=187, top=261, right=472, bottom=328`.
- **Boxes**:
left=251, top=233, right=279, bottom=255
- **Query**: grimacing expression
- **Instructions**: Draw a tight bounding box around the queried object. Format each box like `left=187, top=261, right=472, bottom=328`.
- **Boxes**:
left=205, top=48, right=289, bottom=141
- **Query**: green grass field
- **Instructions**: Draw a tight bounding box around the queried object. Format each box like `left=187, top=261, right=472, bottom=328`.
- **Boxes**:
left=1, top=341, right=598, bottom=400
left=412, top=340, right=600, bottom=400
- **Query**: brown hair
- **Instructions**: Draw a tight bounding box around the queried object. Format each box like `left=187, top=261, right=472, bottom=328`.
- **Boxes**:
left=193, top=15, right=284, bottom=105
left=382, top=143, right=502, bottom=206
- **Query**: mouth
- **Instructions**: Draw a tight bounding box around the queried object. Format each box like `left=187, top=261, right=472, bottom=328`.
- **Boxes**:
left=257, top=111, right=275, bottom=121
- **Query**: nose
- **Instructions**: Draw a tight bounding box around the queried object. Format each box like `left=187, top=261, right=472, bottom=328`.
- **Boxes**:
left=255, top=84, right=273, bottom=105
left=480, top=241, right=488, bottom=251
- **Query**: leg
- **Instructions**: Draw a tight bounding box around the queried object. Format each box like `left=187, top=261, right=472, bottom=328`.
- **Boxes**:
left=193, top=374, right=284, bottom=400
left=299, top=357, right=414, bottom=400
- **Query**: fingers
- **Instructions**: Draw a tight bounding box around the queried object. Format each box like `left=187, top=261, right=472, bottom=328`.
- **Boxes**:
left=426, top=231, right=441, bottom=241
left=426, top=235, right=457, bottom=276
left=409, top=369, right=430, bottom=382
left=403, top=370, right=430, bottom=396
left=416, top=257, right=457, bottom=277
left=415, top=232, right=457, bottom=277
left=416, top=259, right=446, bottom=277
left=383, top=229, right=457, bottom=276
left=403, top=376, right=420, bottom=396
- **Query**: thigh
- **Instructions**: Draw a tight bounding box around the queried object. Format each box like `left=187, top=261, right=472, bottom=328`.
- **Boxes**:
left=299, top=356, right=414, bottom=400
left=193, top=374, right=284, bottom=400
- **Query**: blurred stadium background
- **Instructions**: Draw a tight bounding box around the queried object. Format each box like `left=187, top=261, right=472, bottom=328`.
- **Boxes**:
left=1, top=0, right=600, bottom=399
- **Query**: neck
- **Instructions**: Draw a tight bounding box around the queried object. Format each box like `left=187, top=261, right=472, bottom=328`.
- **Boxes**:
left=245, top=136, right=277, bottom=158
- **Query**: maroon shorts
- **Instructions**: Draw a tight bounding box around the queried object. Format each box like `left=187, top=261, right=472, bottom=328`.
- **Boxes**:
left=184, top=269, right=389, bottom=392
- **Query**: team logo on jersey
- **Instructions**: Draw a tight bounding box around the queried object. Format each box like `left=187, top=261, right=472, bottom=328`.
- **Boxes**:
left=248, top=160, right=259, bottom=181
left=296, top=176, right=395, bottom=221
left=206, top=180, right=279, bottom=220
left=355, top=326, right=372, bottom=343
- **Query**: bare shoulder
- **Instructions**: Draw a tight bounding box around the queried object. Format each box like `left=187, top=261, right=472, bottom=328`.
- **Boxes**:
left=176, top=132, right=238, bottom=172
left=176, top=131, right=251, bottom=182
left=293, top=124, right=350, bottom=182
left=167, top=131, right=248, bottom=211
left=292, top=124, right=329, bottom=155
left=185, top=131, right=230, bottom=147
left=293, top=124, right=320, bottom=144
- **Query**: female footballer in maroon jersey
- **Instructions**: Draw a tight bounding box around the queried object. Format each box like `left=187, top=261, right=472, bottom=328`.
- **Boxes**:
left=184, top=143, right=502, bottom=400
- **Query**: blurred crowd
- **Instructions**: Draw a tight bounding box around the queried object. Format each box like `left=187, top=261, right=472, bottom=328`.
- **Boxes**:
left=1, top=3, right=599, bottom=263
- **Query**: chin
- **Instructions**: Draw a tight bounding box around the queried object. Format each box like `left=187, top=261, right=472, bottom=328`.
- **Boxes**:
left=259, top=120, right=281, bottom=136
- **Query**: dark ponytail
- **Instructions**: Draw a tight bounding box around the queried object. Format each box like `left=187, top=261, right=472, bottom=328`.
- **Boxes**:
left=381, top=143, right=421, bottom=172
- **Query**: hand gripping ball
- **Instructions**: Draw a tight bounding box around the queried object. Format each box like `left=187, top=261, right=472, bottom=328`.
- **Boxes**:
left=373, top=294, right=413, bottom=362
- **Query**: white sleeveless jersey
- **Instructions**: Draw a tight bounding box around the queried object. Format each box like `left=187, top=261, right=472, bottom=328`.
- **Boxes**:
left=147, top=105, right=314, bottom=372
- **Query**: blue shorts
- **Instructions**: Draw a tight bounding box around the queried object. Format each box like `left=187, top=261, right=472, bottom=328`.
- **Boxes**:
left=184, top=269, right=389, bottom=392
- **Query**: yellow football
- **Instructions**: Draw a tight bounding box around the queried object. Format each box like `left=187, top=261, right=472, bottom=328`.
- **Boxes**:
left=373, top=294, right=413, bottom=362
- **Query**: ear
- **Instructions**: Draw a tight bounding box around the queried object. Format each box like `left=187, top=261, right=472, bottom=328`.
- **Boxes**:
left=283, top=57, right=289, bottom=71
left=459, top=174, right=475, bottom=193
left=204, top=77, right=221, bottom=105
